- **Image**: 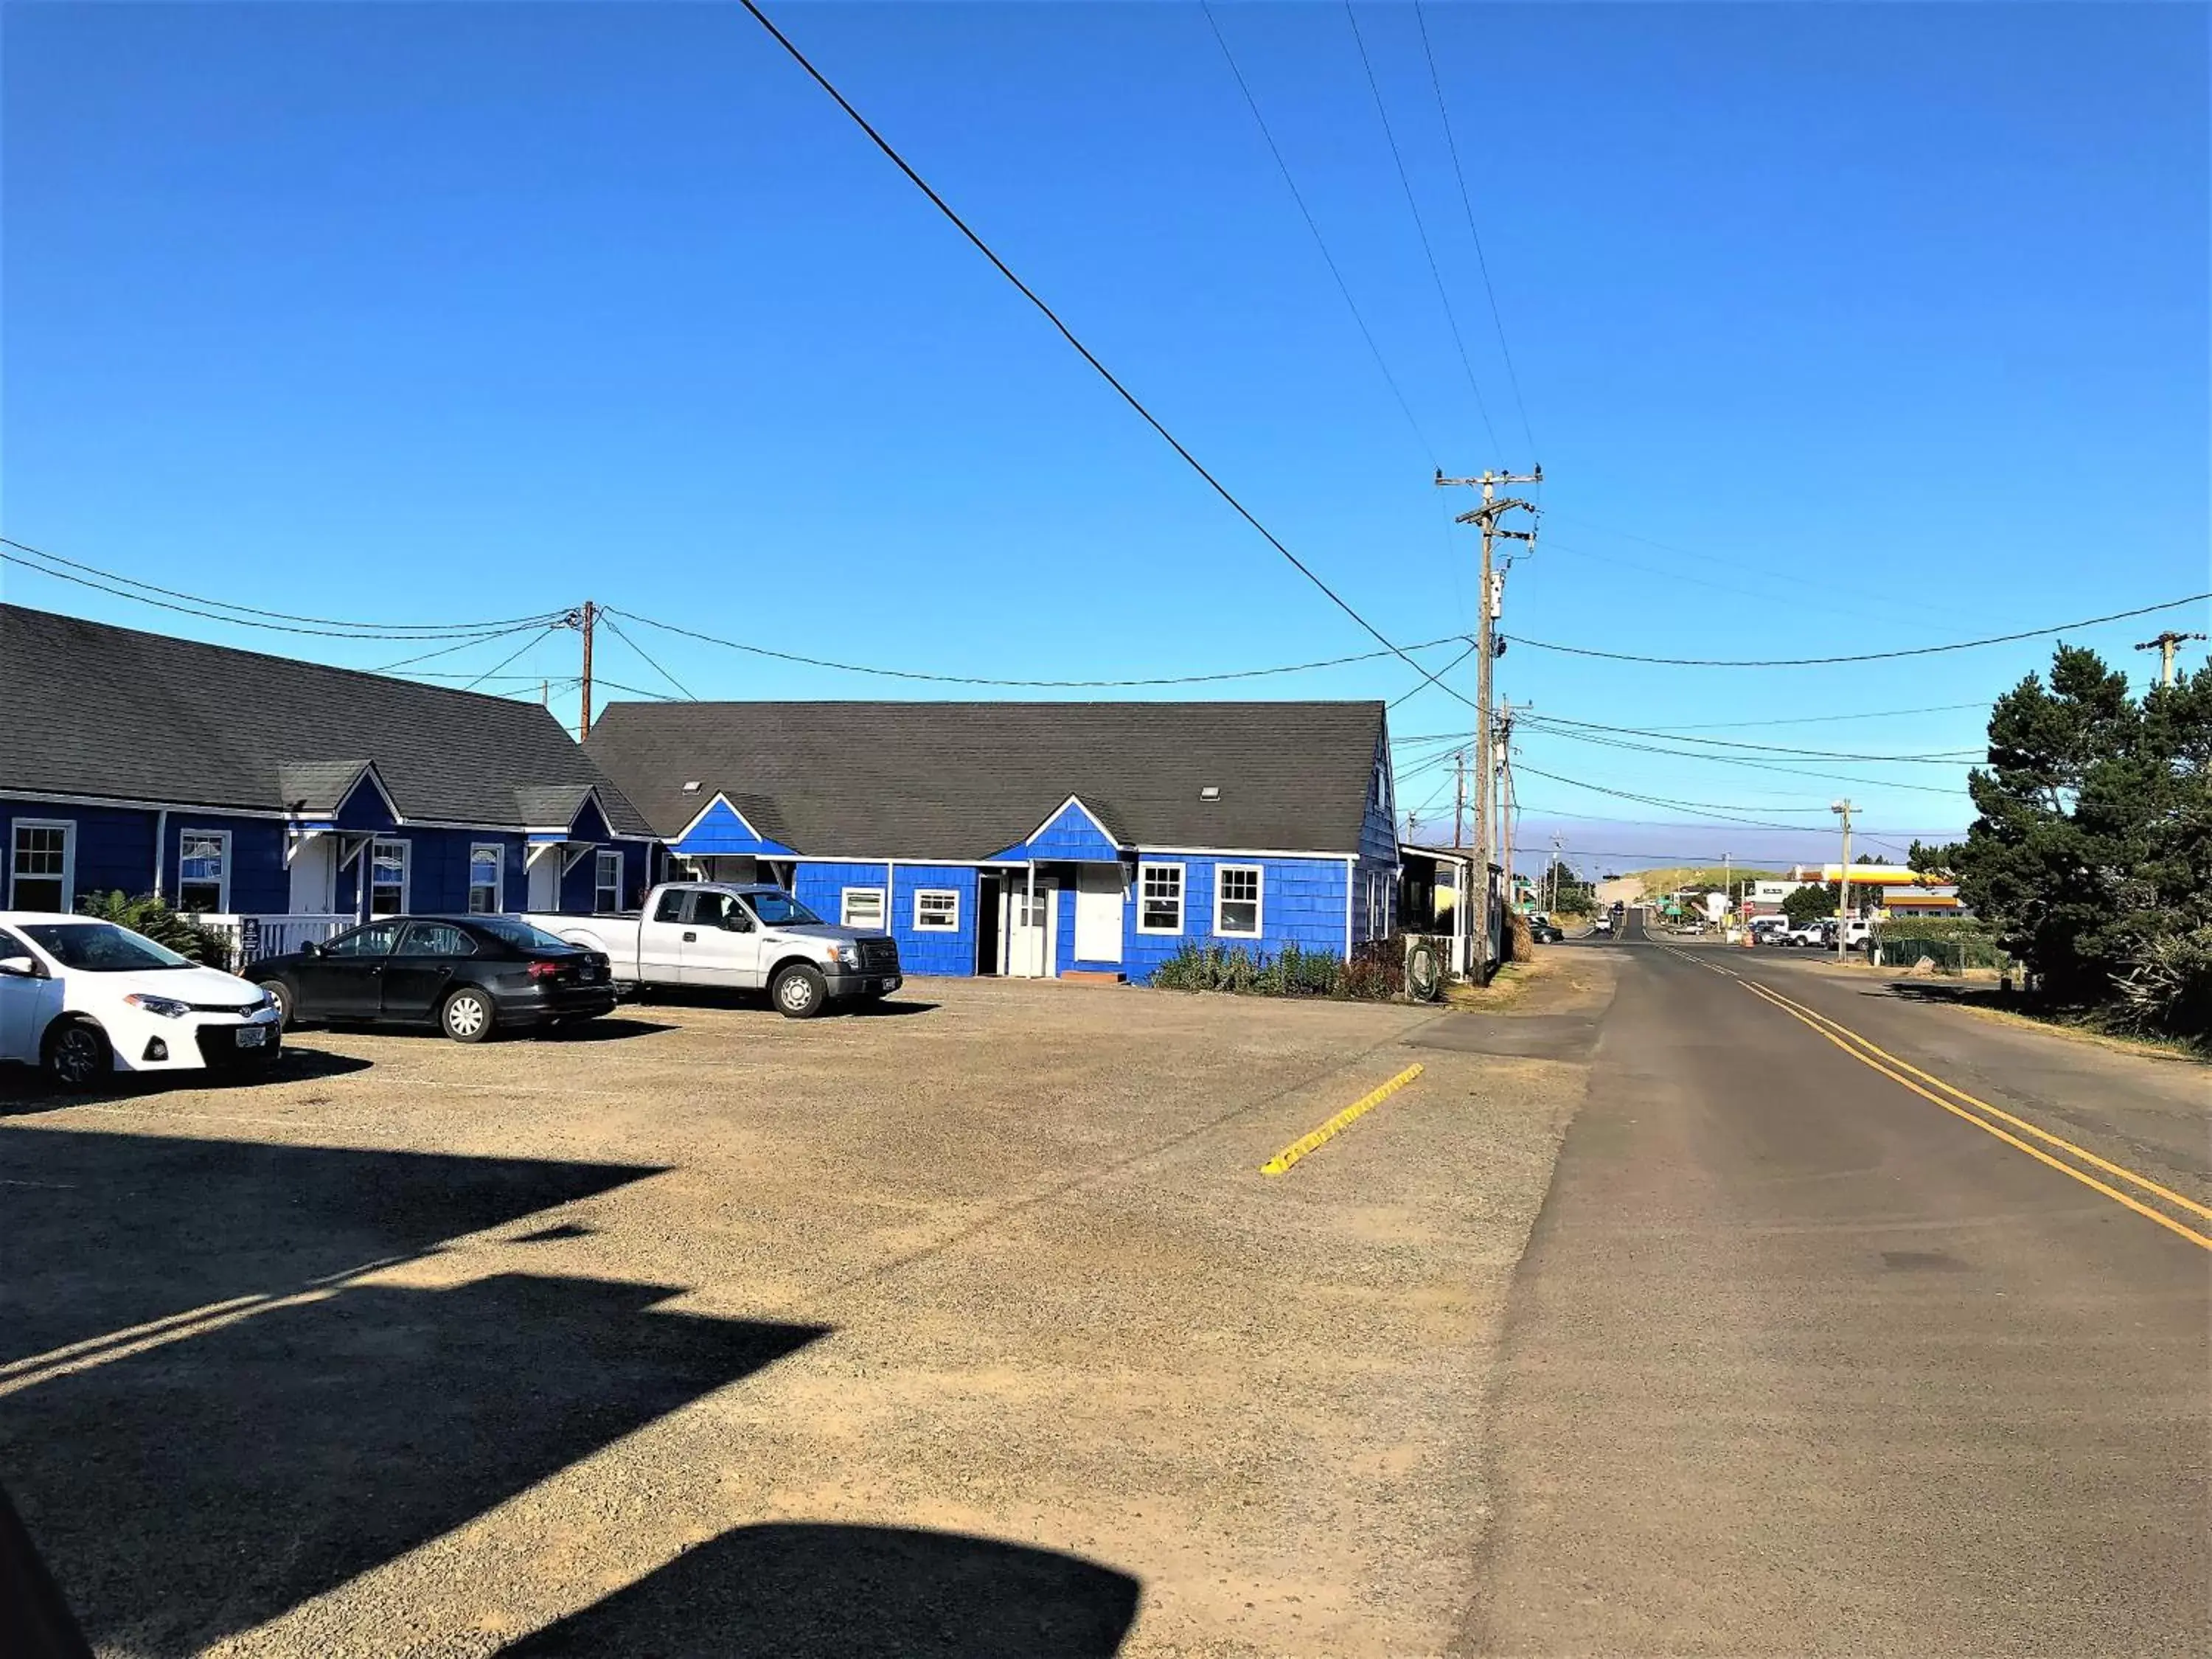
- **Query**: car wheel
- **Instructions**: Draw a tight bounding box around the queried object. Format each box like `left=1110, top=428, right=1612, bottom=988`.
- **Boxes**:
left=43, top=1019, right=111, bottom=1093
left=772, top=964, right=827, bottom=1019
left=257, top=980, right=294, bottom=1030
left=440, top=987, right=497, bottom=1043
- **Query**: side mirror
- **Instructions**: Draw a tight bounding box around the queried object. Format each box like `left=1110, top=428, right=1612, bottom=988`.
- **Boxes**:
left=302, top=941, right=324, bottom=957
left=0, top=955, right=40, bottom=978
left=723, top=913, right=756, bottom=933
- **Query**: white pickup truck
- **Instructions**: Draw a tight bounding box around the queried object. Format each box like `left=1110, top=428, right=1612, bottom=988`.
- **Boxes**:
left=524, top=881, right=902, bottom=1018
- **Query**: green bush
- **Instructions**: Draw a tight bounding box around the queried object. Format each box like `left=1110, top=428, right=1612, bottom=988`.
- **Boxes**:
left=75, top=891, right=234, bottom=971
left=1149, top=938, right=1401, bottom=1001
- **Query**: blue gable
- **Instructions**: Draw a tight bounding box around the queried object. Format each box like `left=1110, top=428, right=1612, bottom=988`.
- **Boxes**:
left=672, top=795, right=796, bottom=859
left=987, top=796, right=1123, bottom=864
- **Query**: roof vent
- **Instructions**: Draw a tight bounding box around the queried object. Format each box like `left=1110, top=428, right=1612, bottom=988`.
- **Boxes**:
left=681, top=780, right=703, bottom=794
left=1200, top=785, right=1221, bottom=802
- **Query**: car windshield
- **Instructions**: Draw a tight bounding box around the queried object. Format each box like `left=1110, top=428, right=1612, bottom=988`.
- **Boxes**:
left=19, top=922, right=195, bottom=972
left=745, top=891, right=822, bottom=928
left=470, top=917, right=579, bottom=952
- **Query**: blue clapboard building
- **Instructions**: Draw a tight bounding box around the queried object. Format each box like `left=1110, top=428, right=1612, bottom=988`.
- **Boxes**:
left=585, top=699, right=1402, bottom=983
left=0, top=605, right=656, bottom=957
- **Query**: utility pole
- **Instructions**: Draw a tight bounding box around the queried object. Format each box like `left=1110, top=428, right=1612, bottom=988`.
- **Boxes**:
left=1831, top=799, right=1853, bottom=961
left=2135, top=630, right=2206, bottom=687
left=1548, top=833, right=1562, bottom=915
left=1722, top=850, right=1731, bottom=933
left=1436, top=467, right=1542, bottom=970
left=1496, top=700, right=1517, bottom=912
left=1453, top=748, right=1467, bottom=853
left=577, top=600, right=597, bottom=741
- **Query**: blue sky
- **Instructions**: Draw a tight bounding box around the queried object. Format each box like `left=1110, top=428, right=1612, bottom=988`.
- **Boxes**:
left=5, top=2, right=2205, bottom=873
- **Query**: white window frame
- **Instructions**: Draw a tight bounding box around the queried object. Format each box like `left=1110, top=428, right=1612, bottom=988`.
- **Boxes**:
left=175, top=827, right=232, bottom=914
left=913, top=888, right=961, bottom=931
left=369, top=837, right=410, bottom=917
left=594, top=849, right=622, bottom=913
left=841, top=886, right=886, bottom=929
left=1213, top=863, right=1264, bottom=939
left=9, top=818, right=76, bottom=913
left=1136, top=861, right=1185, bottom=935
left=468, top=843, right=504, bottom=915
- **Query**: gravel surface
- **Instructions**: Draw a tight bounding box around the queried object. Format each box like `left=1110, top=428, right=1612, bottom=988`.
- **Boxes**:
left=1, top=970, right=1609, bottom=1658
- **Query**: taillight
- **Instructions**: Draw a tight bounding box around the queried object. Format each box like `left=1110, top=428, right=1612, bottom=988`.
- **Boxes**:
left=526, top=961, right=562, bottom=980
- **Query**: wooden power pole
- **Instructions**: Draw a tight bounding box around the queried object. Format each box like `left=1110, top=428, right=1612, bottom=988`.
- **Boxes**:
left=577, top=600, right=597, bottom=740
left=1436, top=468, right=1541, bottom=970
left=2135, top=629, right=2206, bottom=688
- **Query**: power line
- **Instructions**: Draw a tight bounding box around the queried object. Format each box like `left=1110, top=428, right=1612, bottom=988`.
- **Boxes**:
left=597, top=611, right=699, bottom=701
left=1411, top=0, right=1535, bottom=457
left=0, top=537, right=565, bottom=636
left=609, top=605, right=1472, bottom=689
left=1509, top=764, right=1925, bottom=857
left=736, top=0, right=1478, bottom=715
left=1393, top=699, right=1991, bottom=743
left=460, top=627, right=564, bottom=692
left=1389, top=638, right=1480, bottom=707
left=1506, top=594, right=2212, bottom=667
left=1517, top=711, right=1981, bottom=765
left=1200, top=1, right=1439, bottom=470
left=1340, top=1, right=1501, bottom=460
left=1514, top=718, right=1974, bottom=797
left=372, top=624, right=562, bottom=674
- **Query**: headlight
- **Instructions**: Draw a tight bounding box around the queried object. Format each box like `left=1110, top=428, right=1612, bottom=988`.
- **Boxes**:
left=124, top=992, right=190, bottom=1019
left=825, top=943, right=860, bottom=967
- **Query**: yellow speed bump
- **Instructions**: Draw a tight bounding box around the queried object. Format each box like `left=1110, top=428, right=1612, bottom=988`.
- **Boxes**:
left=1261, top=1063, right=1424, bottom=1176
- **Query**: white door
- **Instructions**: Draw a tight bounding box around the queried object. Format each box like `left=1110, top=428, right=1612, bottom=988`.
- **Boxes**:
left=288, top=836, right=336, bottom=914
left=1074, top=866, right=1123, bottom=965
left=677, top=890, right=762, bottom=987
left=1004, top=877, right=1058, bottom=978
left=526, top=849, right=560, bottom=911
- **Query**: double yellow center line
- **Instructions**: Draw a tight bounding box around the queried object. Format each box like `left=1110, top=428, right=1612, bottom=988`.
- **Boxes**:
left=1737, top=975, right=2212, bottom=1252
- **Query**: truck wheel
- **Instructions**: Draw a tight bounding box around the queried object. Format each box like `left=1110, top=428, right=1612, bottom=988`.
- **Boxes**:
left=43, top=1019, right=111, bottom=1093
left=440, top=987, right=497, bottom=1043
left=772, top=964, right=827, bottom=1019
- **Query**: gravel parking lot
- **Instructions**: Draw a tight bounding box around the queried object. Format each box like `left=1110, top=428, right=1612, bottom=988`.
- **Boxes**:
left=1, top=967, right=1610, bottom=1658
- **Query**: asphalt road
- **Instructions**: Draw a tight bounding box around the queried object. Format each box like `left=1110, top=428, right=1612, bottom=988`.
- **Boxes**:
left=1462, top=916, right=2211, bottom=1658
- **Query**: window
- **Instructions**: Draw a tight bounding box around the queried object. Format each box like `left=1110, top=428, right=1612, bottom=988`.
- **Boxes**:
left=1137, top=863, right=1183, bottom=933
left=326, top=922, right=402, bottom=957
left=688, top=890, right=739, bottom=928
left=914, top=889, right=960, bottom=931
left=841, top=886, right=886, bottom=929
left=749, top=891, right=821, bottom=928
left=468, top=845, right=503, bottom=914
left=399, top=921, right=476, bottom=957
left=18, top=922, right=192, bottom=972
left=176, top=829, right=230, bottom=913
left=594, top=850, right=622, bottom=914
left=369, top=838, right=408, bottom=917
left=1214, top=865, right=1262, bottom=938
left=10, top=821, right=74, bottom=913
left=654, top=888, right=687, bottom=922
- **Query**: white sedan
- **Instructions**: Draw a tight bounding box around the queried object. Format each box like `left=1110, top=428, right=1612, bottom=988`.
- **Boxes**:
left=0, top=913, right=283, bottom=1091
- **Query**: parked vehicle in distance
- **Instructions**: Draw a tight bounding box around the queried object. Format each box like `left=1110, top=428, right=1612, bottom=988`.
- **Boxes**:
left=1591, top=914, right=1615, bottom=936
left=1528, top=919, right=1564, bottom=944
left=527, top=882, right=901, bottom=1019
left=0, top=912, right=282, bottom=1091
left=1747, top=917, right=1792, bottom=945
left=253, top=915, right=615, bottom=1043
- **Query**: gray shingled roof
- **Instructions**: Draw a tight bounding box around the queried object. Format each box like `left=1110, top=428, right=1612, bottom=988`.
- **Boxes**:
left=1, top=605, right=653, bottom=836
left=585, top=699, right=1388, bottom=860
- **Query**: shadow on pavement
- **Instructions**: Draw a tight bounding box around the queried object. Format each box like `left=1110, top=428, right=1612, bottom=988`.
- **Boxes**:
left=0, top=1045, right=372, bottom=1116
left=0, top=1127, right=664, bottom=1363
left=631, top=986, right=939, bottom=1019
left=503, top=1521, right=1140, bottom=1658
left=4, top=1271, right=826, bottom=1657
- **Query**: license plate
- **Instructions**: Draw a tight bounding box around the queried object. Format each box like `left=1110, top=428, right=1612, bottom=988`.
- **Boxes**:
left=235, top=1024, right=268, bottom=1048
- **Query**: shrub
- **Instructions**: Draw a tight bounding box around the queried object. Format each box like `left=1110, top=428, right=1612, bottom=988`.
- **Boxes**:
left=74, top=890, right=234, bottom=970
left=1150, top=937, right=1411, bottom=1000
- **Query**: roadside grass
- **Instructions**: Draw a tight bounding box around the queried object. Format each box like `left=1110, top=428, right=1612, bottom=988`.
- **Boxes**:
left=1878, top=979, right=2211, bottom=1064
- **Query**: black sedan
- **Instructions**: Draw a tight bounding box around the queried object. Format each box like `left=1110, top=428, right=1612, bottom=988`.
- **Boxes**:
left=1528, top=919, right=1565, bottom=944
left=253, top=916, right=616, bottom=1043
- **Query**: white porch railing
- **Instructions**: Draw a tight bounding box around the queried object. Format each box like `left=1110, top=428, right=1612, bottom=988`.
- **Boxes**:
left=201, top=912, right=354, bottom=966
